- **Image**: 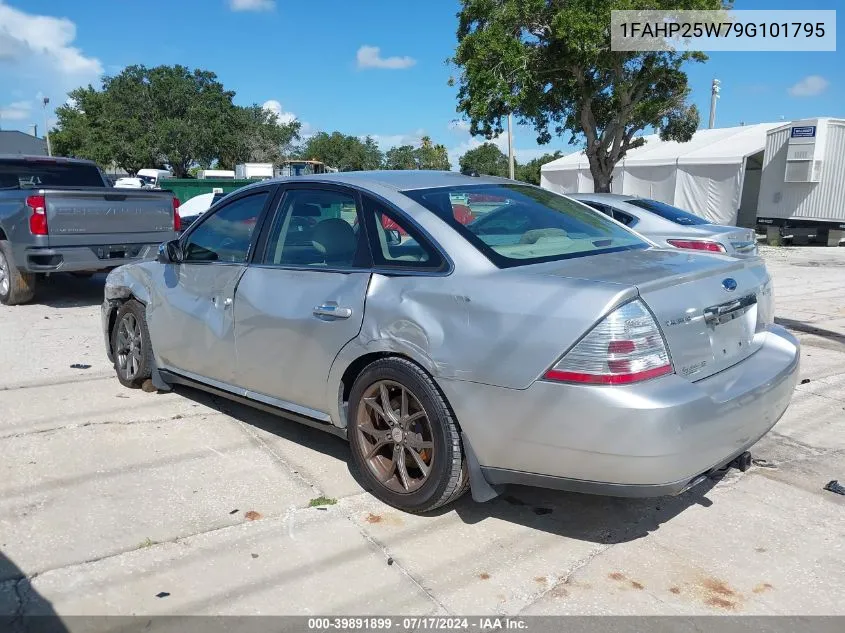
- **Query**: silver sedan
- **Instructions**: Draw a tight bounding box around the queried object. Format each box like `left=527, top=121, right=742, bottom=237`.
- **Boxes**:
left=102, top=172, right=799, bottom=513
left=571, top=193, right=759, bottom=257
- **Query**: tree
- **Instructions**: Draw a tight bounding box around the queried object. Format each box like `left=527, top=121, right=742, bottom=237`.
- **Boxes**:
left=515, top=151, right=562, bottom=185
left=451, top=0, right=722, bottom=192
left=415, top=136, right=451, bottom=170
left=52, top=64, right=300, bottom=177
left=300, top=132, right=383, bottom=171
left=384, top=145, right=417, bottom=170
left=459, top=143, right=509, bottom=177
left=218, top=104, right=301, bottom=169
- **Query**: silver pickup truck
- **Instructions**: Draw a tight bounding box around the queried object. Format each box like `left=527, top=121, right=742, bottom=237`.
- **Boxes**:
left=0, top=155, right=179, bottom=305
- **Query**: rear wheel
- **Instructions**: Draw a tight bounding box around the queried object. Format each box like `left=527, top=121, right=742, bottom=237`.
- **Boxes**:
left=111, top=299, right=153, bottom=388
left=348, top=357, right=468, bottom=513
left=0, top=240, right=36, bottom=306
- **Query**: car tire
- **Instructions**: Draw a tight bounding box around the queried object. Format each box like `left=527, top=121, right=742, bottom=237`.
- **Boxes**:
left=0, top=240, right=36, bottom=306
left=348, top=357, right=468, bottom=513
left=111, top=299, right=153, bottom=388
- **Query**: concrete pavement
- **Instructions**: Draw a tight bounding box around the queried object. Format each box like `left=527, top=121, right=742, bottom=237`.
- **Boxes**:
left=1, top=249, right=843, bottom=619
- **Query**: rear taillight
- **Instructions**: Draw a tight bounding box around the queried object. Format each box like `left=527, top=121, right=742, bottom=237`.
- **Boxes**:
left=26, top=195, right=48, bottom=235
left=543, top=299, right=673, bottom=385
left=667, top=239, right=726, bottom=253
left=172, top=197, right=181, bottom=231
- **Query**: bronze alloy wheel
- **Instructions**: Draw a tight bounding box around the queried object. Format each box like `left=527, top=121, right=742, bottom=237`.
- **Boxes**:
left=355, top=380, right=435, bottom=494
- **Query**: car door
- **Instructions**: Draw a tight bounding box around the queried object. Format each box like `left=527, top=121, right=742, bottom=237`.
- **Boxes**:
left=148, top=188, right=273, bottom=385
left=232, top=184, right=373, bottom=415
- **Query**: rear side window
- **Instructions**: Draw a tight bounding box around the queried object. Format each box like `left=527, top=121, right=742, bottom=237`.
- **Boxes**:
left=625, top=198, right=709, bottom=226
left=0, top=160, right=105, bottom=189
left=361, top=196, right=444, bottom=271
left=403, top=184, right=647, bottom=268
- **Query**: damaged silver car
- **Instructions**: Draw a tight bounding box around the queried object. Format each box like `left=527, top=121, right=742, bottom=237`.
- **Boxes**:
left=102, top=172, right=799, bottom=513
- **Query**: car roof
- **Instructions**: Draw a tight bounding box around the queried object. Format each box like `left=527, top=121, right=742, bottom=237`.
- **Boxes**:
left=0, top=154, right=99, bottom=165
left=256, top=170, right=515, bottom=193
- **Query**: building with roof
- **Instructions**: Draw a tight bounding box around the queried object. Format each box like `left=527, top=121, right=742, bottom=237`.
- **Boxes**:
left=540, top=123, right=781, bottom=227
left=0, top=130, right=48, bottom=156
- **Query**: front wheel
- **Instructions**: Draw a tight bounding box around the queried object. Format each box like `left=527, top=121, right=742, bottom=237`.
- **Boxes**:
left=111, top=299, right=153, bottom=388
left=348, top=358, right=468, bottom=513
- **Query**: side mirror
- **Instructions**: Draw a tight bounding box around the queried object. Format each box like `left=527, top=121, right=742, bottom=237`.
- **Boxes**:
left=157, top=240, right=183, bottom=264
left=386, top=229, right=402, bottom=245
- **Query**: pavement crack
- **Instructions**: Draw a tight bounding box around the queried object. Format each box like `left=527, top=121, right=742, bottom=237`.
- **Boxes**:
left=0, top=413, right=207, bottom=440
left=516, top=542, right=614, bottom=615
left=342, top=513, right=450, bottom=615
left=229, top=414, right=324, bottom=496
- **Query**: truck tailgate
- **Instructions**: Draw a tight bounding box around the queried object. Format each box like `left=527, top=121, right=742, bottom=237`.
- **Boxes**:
left=44, top=189, right=175, bottom=246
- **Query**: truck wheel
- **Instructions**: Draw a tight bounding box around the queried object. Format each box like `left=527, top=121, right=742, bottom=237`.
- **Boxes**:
left=111, top=299, right=153, bottom=388
left=348, top=357, right=468, bottom=513
left=0, top=240, right=36, bottom=306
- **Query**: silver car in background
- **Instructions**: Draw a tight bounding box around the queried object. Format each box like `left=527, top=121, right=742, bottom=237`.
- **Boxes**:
left=101, top=172, right=799, bottom=513
left=571, top=193, right=758, bottom=257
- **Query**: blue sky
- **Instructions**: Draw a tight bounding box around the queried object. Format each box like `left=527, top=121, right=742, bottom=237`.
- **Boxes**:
left=0, top=0, right=840, bottom=168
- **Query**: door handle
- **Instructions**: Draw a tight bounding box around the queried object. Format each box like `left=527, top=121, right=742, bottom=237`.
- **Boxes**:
left=313, top=304, right=352, bottom=319
left=212, top=297, right=233, bottom=308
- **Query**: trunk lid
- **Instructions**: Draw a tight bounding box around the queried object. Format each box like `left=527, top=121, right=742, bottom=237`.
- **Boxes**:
left=526, top=248, right=773, bottom=382
left=703, top=224, right=758, bottom=256
left=43, top=188, right=175, bottom=246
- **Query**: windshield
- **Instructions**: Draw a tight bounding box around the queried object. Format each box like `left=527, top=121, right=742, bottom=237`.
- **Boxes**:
left=403, top=184, right=648, bottom=268
left=0, top=159, right=105, bottom=189
left=625, top=198, right=710, bottom=226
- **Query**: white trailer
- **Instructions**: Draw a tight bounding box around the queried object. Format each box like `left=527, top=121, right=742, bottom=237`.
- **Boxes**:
left=234, top=163, right=274, bottom=180
left=197, top=169, right=235, bottom=179
left=757, top=118, right=845, bottom=246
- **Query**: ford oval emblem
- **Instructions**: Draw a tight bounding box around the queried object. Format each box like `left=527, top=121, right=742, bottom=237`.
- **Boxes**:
left=722, top=278, right=737, bottom=292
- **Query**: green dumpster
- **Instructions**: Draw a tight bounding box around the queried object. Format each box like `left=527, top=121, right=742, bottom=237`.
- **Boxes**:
left=160, top=178, right=258, bottom=203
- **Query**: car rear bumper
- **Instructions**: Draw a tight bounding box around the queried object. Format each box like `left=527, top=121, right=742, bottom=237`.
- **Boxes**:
left=439, top=325, right=800, bottom=496
left=14, top=243, right=161, bottom=273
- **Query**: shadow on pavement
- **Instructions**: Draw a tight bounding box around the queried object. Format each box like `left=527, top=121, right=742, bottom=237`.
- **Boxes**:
left=30, top=273, right=106, bottom=309
left=171, top=384, right=715, bottom=546
left=0, top=551, right=68, bottom=632
left=776, top=317, right=845, bottom=347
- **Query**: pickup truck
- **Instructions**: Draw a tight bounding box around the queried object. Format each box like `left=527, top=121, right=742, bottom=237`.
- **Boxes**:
left=0, top=155, right=179, bottom=305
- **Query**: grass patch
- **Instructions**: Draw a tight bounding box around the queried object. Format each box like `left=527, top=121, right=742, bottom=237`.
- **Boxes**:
left=138, top=537, right=156, bottom=549
left=308, top=496, right=337, bottom=507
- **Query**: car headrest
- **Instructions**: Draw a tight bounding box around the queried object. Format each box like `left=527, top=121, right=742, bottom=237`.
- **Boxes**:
left=311, top=218, right=357, bottom=265
left=293, top=202, right=322, bottom=217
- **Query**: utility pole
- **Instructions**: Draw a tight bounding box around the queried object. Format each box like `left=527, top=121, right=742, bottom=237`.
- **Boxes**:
left=507, top=113, right=515, bottom=179
left=709, top=79, right=721, bottom=129
left=42, top=97, right=52, bottom=156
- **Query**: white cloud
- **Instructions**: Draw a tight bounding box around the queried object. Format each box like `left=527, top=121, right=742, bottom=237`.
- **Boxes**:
left=366, top=129, right=426, bottom=150
left=0, top=1, right=102, bottom=126
left=261, top=99, right=311, bottom=138
left=788, top=75, right=829, bottom=97
left=262, top=99, right=297, bottom=125
left=356, top=45, right=416, bottom=70
left=228, top=0, right=275, bottom=11
left=0, top=99, right=31, bottom=121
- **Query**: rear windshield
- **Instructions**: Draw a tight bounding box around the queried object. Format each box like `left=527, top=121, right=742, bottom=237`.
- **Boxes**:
left=625, top=198, right=709, bottom=226
left=0, top=160, right=105, bottom=189
left=402, top=184, right=648, bottom=268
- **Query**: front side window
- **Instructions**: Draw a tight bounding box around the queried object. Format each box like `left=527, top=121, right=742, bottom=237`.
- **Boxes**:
left=263, top=189, right=368, bottom=268
left=625, top=198, right=709, bottom=226
left=403, top=185, right=648, bottom=268
left=183, top=191, right=268, bottom=263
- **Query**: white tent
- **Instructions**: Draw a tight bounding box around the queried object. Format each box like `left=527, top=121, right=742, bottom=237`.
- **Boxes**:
left=540, top=123, right=782, bottom=226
